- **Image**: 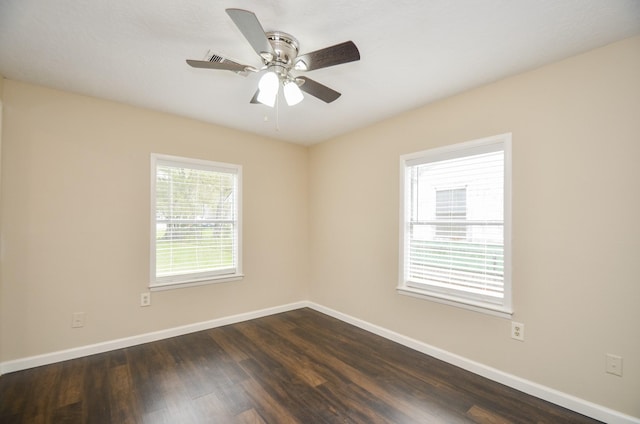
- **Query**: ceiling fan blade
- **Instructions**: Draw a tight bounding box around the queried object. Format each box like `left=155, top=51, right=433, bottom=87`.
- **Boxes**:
left=249, top=90, right=261, bottom=104
left=294, top=41, right=360, bottom=71
left=226, top=8, right=274, bottom=57
left=297, top=77, right=341, bottom=103
left=186, top=56, right=251, bottom=73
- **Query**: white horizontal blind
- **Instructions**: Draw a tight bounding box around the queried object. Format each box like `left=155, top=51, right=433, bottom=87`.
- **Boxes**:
left=405, top=142, right=506, bottom=305
left=152, top=156, right=240, bottom=285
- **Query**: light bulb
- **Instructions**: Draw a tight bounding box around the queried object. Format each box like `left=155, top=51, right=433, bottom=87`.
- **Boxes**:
left=257, top=71, right=279, bottom=107
left=284, top=80, right=304, bottom=106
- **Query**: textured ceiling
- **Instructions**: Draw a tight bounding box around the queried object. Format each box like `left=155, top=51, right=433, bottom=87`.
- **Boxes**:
left=1, top=1, right=639, bottom=145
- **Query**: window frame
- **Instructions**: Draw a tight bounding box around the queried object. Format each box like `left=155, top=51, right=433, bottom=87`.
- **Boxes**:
left=150, top=153, right=243, bottom=291
left=398, top=134, right=512, bottom=318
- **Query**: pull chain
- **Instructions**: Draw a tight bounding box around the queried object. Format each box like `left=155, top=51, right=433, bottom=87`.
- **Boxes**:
left=275, top=93, right=280, bottom=131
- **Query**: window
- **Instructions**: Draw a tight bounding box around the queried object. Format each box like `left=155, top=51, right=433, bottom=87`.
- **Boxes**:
left=150, top=154, right=242, bottom=290
left=399, top=134, right=512, bottom=317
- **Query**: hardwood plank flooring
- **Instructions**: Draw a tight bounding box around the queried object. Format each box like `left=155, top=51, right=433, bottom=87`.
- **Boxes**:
left=0, top=308, right=602, bottom=423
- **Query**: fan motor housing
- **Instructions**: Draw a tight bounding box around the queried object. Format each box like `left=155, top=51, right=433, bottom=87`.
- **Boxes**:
left=265, top=31, right=299, bottom=66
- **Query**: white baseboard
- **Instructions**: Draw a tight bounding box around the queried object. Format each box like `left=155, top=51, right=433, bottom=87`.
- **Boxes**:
left=306, top=302, right=640, bottom=424
left=1, top=300, right=637, bottom=424
left=0, top=301, right=307, bottom=375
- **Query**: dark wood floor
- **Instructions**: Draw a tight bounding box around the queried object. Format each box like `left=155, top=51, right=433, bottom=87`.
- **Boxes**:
left=0, top=308, right=600, bottom=423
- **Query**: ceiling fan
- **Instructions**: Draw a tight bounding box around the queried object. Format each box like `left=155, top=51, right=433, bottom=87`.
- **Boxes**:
left=186, top=8, right=360, bottom=107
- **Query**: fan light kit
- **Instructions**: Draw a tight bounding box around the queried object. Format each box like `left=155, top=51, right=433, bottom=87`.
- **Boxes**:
left=186, top=9, right=361, bottom=107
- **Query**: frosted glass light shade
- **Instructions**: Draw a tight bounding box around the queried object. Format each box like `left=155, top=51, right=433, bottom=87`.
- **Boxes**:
left=257, top=71, right=279, bottom=107
left=284, top=80, right=304, bottom=106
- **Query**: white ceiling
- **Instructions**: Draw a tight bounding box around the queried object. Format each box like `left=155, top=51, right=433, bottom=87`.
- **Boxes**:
left=1, top=1, right=639, bottom=145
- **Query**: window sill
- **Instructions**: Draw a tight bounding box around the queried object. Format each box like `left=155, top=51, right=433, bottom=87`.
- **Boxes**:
left=150, top=273, right=244, bottom=291
left=396, top=285, right=513, bottom=319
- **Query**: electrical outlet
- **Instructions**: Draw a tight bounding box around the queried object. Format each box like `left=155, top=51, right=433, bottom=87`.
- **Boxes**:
left=511, top=321, right=525, bottom=341
left=605, top=354, right=623, bottom=377
left=140, top=292, right=151, bottom=307
left=71, top=312, right=86, bottom=328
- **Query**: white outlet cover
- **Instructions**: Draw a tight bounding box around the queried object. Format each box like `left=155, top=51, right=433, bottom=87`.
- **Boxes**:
left=140, top=292, right=151, bottom=307
left=606, top=354, right=623, bottom=377
left=511, top=321, right=525, bottom=341
left=71, top=312, right=86, bottom=328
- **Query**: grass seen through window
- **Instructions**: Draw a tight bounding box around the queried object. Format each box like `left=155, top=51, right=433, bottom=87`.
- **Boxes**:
left=156, top=224, right=234, bottom=276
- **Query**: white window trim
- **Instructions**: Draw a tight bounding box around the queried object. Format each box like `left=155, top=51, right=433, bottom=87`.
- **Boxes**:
left=150, top=153, right=243, bottom=291
left=398, top=134, right=512, bottom=318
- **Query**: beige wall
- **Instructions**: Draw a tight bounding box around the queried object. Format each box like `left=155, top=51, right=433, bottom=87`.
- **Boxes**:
left=309, top=36, right=640, bottom=416
left=0, top=80, right=309, bottom=361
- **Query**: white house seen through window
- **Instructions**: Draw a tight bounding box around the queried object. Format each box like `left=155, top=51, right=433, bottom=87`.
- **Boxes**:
left=435, top=187, right=467, bottom=240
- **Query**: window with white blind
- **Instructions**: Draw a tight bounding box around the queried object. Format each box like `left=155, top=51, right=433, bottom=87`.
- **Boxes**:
left=399, top=134, right=512, bottom=317
left=150, top=154, right=242, bottom=290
